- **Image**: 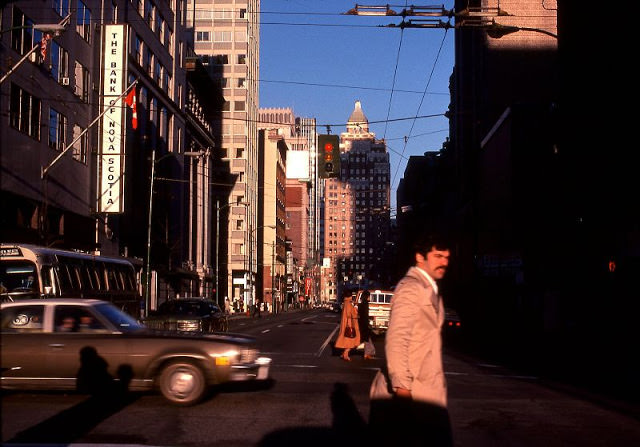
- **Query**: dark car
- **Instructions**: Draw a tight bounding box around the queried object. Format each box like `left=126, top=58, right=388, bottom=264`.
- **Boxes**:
left=143, top=297, right=229, bottom=333
left=1, top=299, right=270, bottom=405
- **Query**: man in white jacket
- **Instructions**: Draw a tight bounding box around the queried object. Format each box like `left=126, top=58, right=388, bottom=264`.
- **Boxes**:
left=370, top=233, right=453, bottom=446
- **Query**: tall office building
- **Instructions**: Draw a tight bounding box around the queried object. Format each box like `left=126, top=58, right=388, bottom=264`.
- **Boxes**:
left=188, top=0, right=260, bottom=305
left=322, top=101, right=390, bottom=300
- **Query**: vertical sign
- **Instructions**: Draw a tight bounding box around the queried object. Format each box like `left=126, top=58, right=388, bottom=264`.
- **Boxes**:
left=98, top=25, right=127, bottom=213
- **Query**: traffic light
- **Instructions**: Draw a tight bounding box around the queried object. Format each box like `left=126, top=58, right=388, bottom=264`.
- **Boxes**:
left=318, top=134, right=340, bottom=178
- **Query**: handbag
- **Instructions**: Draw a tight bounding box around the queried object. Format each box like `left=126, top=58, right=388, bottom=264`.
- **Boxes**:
left=369, top=368, right=394, bottom=400
left=344, top=323, right=356, bottom=338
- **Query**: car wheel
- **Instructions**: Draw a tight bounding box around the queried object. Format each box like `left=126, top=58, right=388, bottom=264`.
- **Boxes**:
left=158, top=361, right=206, bottom=406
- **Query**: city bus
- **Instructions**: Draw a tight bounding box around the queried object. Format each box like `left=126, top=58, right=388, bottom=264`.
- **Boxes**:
left=367, top=289, right=393, bottom=333
left=0, top=243, right=141, bottom=317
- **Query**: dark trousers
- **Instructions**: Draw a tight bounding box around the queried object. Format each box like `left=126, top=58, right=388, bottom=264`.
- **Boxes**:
left=368, top=398, right=453, bottom=447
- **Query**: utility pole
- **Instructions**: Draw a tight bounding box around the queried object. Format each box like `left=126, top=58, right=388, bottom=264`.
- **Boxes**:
left=271, top=240, right=276, bottom=315
left=144, top=149, right=156, bottom=318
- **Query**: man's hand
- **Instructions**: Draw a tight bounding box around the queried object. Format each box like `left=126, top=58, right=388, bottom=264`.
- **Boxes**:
left=394, top=387, right=412, bottom=399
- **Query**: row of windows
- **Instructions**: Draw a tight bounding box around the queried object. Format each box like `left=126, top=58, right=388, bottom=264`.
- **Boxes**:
left=194, top=8, right=247, bottom=20
left=131, top=0, right=173, bottom=48
left=12, top=86, right=86, bottom=160
left=9, top=84, right=88, bottom=163
left=50, top=0, right=91, bottom=43
left=195, top=30, right=247, bottom=43
left=12, top=8, right=92, bottom=101
left=131, top=34, right=172, bottom=94
left=199, top=53, right=246, bottom=65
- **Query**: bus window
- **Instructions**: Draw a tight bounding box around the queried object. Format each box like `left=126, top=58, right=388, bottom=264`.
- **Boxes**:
left=55, top=264, right=73, bottom=294
left=106, top=265, right=119, bottom=291
left=41, top=266, right=54, bottom=296
left=80, top=265, right=94, bottom=291
left=93, top=262, right=105, bottom=290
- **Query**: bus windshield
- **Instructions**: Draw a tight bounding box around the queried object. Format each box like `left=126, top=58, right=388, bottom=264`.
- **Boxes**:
left=0, top=261, right=39, bottom=299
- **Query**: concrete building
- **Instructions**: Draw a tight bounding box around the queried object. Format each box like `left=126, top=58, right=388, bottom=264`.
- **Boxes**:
left=189, top=0, right=260, bottom=308
left=322, top=101, right=391, bottom=301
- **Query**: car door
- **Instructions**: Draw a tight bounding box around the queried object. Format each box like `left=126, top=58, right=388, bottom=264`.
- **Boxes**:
left=45, top=304, right=127, bottom=390
left=0, top=304, right=50, bottom=387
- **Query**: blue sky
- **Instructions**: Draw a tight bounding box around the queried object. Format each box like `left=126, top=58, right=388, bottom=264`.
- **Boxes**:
left=259, top=1, right=455, bottom=214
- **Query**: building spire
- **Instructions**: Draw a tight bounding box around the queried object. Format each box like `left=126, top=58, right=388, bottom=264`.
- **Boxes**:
left=347, top=100, right=369, bottom=132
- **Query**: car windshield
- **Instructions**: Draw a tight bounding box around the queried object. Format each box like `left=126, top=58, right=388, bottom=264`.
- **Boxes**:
left=96, top=302, right=145, bottom=332
left=159, top=300, right=208, bottom=316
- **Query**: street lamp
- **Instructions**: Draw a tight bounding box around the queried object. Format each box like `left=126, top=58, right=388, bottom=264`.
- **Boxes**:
left=216, top=200, right=248, bottom=308
left=0, top=15, right=71, bottom=85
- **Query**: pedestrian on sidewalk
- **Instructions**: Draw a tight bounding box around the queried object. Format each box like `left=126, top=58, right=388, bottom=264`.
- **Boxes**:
left=357, top=290, right=375, bottom=359
left=369, top=232, right=453, bottom=446
left=335, top=290, right=360, bottom=361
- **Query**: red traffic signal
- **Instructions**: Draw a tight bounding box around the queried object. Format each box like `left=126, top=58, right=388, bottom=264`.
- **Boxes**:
left=318, top=134, right=340, bottom=178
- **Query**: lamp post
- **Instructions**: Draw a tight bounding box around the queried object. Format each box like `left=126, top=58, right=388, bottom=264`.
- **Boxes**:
left=0, top=15, right=71, bottom=85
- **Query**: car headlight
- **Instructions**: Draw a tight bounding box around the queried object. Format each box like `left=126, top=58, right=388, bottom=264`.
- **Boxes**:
left=211, top=349, right=239, bottom=366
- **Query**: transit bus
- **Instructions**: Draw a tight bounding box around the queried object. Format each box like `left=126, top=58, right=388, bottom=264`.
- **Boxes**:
left=366, top=289, right=393, bottom=333
left=0, top=243, right=141, bottom=317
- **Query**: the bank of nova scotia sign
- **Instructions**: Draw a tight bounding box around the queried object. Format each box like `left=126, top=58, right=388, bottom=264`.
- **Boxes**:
left=98, top=24, right=128, bottom=213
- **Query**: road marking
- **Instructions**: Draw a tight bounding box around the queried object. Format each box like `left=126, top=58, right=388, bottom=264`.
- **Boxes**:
left=261, top=329, right=271, bottom=333
left=316, top=324, right=340, bottom=357
left=286, top=365, right=318, bottom=368
left=277, top=324, right=284, bottom=328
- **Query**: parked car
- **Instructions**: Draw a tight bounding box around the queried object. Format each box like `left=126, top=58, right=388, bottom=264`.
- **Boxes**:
left=143, top=297, right=229, bottom=333
left=1, top=299, right=270, bottom=405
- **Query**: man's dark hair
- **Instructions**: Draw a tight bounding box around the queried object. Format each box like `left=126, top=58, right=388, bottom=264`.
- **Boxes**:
left=413, top=233, right=451, bottom=257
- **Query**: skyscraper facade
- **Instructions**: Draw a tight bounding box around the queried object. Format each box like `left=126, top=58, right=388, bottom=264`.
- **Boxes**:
left=322, top=101, right=390, bottom=301
left=189, top=0, right=260, bottom=305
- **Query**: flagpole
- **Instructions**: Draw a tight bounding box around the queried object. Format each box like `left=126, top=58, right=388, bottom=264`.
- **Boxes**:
left=41, top=79, right=138, bottom=179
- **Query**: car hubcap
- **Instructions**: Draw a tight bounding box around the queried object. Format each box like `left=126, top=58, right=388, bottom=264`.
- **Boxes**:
left=169, top=369, right=196, bottom=397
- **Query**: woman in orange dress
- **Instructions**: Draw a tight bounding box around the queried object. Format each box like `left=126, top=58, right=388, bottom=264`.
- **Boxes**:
left=335, top=293, right=361, bottom=361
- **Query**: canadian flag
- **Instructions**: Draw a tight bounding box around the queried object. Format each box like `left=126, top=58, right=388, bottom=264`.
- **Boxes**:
left=124, top=87, right=138, bottom=129
left=40, top=33, right=51, bottom=62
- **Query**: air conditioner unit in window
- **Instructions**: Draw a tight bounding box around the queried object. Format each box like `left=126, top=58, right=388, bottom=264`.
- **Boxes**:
left=61, top=77, right=70, bottom=85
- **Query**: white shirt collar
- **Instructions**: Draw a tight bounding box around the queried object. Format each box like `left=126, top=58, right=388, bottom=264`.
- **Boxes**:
left=415, top=266, right=439, bottom=296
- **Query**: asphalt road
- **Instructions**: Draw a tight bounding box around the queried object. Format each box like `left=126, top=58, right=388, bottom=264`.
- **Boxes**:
left=2, top=308, right=639, bottom=446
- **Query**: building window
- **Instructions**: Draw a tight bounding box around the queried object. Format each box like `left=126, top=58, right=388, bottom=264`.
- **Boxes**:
left=233, top=243, right=244, bottom=255
left=74, top=61, right=89, bottom=102
left=213, top=31, right=232, bottom=42
left=52, top=0, right=70, bottom=17
left=237, top=54, right=246, bottom=64
left=10, top=84, right=41, bottom=139
left=72, top=124, right=87, bottom=163
left=196, top=31, right=210, bottom=42
left=48, top=108, right=67, bottom=151
left=11, top=7, right=35, bottom=55
left=76, top=1, right=91, bottom=42
left=235, top=147, right=243, bottom=158
left=237, top=77, right=245, bottom=87
left=211, top=54, right=228, bottom=65
left=144, top=0, right=153, bottom=27
left=50, top=42, right=69, bottom=82
left=234, top=101, right=245, bottom=111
